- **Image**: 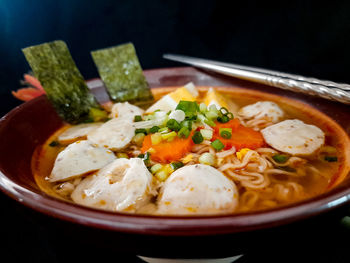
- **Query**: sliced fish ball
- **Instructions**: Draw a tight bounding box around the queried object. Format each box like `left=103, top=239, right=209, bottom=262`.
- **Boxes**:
left=71, top=158, right=153, bottom=212
left=157, top=164, right=239, bottom=215
left=49, top=140, right=116, bottom=182
left=261, top=119, right=325, bottom=156
left=58, top=123, right=103, bottom=144
left=238, top=101, right=284, bottom=123
left=110, top=102, right=144, bottom=122
left=87, top=118, right=135, bottom=151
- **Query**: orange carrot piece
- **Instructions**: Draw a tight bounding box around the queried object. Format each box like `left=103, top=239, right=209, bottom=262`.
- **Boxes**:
left=213, top=119, right=264, bottom=150
left=12, top=87, right=46, bottom=101
left=141, top=134, right=194, bottom=163
left=23, top=74, right=44, bottom=90
left=213, top=118, right=240, bottom=133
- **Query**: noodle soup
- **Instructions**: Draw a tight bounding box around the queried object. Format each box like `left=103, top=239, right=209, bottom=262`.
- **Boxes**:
left=32, top=85, right=350, bottom=215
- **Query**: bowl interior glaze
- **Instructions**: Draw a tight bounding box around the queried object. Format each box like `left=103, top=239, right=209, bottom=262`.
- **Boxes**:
left=1, top=67, right=350, bottom=236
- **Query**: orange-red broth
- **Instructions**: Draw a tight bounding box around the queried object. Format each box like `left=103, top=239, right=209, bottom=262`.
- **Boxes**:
left=32, top=87, right=350, bottom=214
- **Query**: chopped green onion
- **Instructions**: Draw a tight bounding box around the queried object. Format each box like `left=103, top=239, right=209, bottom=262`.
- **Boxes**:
left=226, top=112, right=234, bottom=120
left=200, top=129, right=213, bottom=140
left=199, top=153, right=216, bottom=166
left=204, top=118, right=216, bottom=127
left=117, top=153, right=129, bottom=159
left=170, top=161, right=184, bottom=171
left=209, top=104, right=218, bottom=112
left=134, top=115, right=143, bottom=122
left=324, top=156, right=338, bottom=162
left=199, top=102, right=207, bottom=112
left=149, top=126, right=160, bottom=133
left=161, top=131, right=177, bottom=141
left=178, top=127, right=190, bottom=138
left=176, top=101, right=199, bottom=118
left=205, top=110, right=219, bottom=120
left=219, top=128, right=232, bottom=139
left=135, top=128, right=147, bottom=135
left=181, top=120, right=192, bottom=130
left=211, top=139, right=225, bottom=151
left=89, top=108, right=109, bottom=122
left=151, top=133, right=163, bottom=145
left=166, top=119, right=181, bottom=131
left=192, top=131, right=204, bottom=144
left=132, top=133, right=145, bottom=146
left=151, top=163, right=163, bottom=174
left=220, top=107, right=229, bottom=115
left=137, top=154, right=145, bottom=158
left=155, top=170, right=169, bottom=181
left=159, top=127, right=170, bottom=134
left=217, top=115, right=229, bottom=123
left=272, top=154, right=289, bottom=163
left=143, top=152, right=151, bottom=166
left=49, top=141, right=60, bottom=147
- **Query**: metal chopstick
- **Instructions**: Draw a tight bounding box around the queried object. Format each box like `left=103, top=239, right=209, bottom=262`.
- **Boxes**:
left=163, top=53, right=350, bottom=105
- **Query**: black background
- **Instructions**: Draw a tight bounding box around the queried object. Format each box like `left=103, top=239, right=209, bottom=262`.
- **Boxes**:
left=1, top=0, right=350, bottom=262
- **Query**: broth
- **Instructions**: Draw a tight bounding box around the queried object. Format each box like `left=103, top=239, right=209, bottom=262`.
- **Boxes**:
left=32, top=86, right=350, bottom=215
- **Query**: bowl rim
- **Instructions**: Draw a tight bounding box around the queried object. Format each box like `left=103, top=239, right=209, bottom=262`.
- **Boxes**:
left=1, top=67, right=350, bottom=236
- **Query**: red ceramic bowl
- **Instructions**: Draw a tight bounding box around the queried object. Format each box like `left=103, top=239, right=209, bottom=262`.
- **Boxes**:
left=1, top=67, right=350, bottom=257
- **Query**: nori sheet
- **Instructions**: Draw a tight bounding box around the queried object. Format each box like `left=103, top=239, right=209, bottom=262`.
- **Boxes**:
left=91, top=43, right=153, bottom=104
left=22, top=40, right=99, bottom=124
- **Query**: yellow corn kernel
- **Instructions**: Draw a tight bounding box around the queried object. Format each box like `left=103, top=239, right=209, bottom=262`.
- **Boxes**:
left=182, top=154, right=193, bottom=164
left=236, top=148, right=251, bottom=161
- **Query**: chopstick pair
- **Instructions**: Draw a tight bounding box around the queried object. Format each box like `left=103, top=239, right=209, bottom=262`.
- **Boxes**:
left=163, top=54, right=350, bottom=105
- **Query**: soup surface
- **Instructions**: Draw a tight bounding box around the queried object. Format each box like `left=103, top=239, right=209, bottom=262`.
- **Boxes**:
left=32, top=85, right=350, bottom=215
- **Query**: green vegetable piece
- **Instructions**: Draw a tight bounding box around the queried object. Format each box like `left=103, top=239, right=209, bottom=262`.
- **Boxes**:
left=91, top=43, right=153, bottom=104
left=176, top=101, right=199, bottom=118
left=149, top=126, right=160, bottom=133
left=134, top=115, right=143, bottom=122
left=192, top=131, right=204, bottom=144
left=272, top=154, right=289, bottom=163
left=170, top=161, right=184, bottom=171
left=89, top=108, right=108, bottom=122
left=220, top=128, right=232, bottom=139
left=49, top=141, right=60, bottom=147
left=22, top=40, right=99, bottom=124
left=178, top=127, right=190, bottom=138
left=180, top=120, right=193, bottom=130
left=324, top=156, right=338, bottom=162
left=135, top=128, right=147, bottom=135
left=211, top=139, right=225, bottom=151
left=217, top=115, right=229, bottom=123
left=166, top=119, right=181, bottom=131
left=117, top=153, right=129, bottom=159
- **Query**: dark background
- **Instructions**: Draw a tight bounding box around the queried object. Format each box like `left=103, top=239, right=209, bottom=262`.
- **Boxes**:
left=1, top=0, right=350, bottom=262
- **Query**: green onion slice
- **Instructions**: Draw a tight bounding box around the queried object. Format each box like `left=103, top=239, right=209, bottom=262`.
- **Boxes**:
left=272, top=154, right=289, bottom=163
left=135, top=128, right=147, bottom=135
left=178, top=127, right=190, bottom=138
left=149, top=126, right=160, bottom=133
left=217, top=115, right=229, bottom=123
left=219, top=128, right=232, bottom=139
left=170, top=161, right=184, bottom=171
left=166, top=119, right=181, bottom=131
left=211, top=139, right=225, bottom=151
left=192, top=131, right=204, bottom=144
left=324, top=156, right=338, bottom=162
left=134, top=115, right=143, bottom=122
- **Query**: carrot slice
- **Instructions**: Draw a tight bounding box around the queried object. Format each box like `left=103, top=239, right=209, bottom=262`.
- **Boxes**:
left=213, top=119, right=264, bottom=150
left=213, top=118, right=240, bottom=133
left=12, top=87, right=45, bottom=101
left=141, top=134, right=194, bottom=163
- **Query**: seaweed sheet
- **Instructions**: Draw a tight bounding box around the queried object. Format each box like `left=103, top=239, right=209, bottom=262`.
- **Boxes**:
left=22, top=40, right=99, bottom=124
left=91, top=43, right=153, bottom=105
